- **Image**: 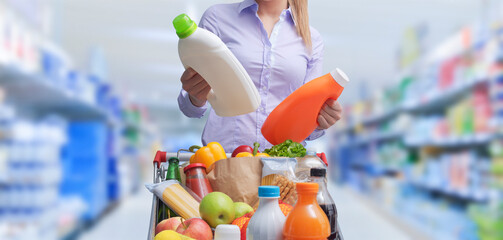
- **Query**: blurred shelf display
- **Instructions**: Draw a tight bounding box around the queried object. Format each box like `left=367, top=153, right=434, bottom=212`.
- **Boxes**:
left=0, top=66, right=108, bottom=120
left=0, top=2, right=155, bottom=240
left=333, top=12, right=503, bottom=240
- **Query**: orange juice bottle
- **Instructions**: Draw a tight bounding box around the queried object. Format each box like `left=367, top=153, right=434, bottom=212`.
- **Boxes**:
left=283, top=182, right=330, bottom=240
left=261, top=69, right=349, bottom=145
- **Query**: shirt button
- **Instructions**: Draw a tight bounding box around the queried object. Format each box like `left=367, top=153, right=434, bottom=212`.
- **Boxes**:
left=262, top=86, right=266, bottom=91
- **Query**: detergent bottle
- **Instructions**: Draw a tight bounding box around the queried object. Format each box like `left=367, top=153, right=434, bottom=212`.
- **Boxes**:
left=173, top=14, right=261, bottom=117
left=261, top=69, right=349, bottom=145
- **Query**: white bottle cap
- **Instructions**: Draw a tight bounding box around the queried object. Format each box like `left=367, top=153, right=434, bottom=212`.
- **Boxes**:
left=214, top=224, right=241, bottom=240
left=330, top=68, right=349, bottom=88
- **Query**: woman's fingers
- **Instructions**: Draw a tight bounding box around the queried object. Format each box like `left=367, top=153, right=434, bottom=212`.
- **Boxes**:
left=317, top=100, right=343, bottom=129
left=317, top=113, right=330, bottom=129
left=194, top=84, right=212, bottom=100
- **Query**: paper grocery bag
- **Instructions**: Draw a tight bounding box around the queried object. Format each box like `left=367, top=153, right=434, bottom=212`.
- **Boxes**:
left=207, top=157, right=263, bottom=206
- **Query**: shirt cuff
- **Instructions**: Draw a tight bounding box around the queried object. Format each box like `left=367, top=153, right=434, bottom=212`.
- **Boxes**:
left=178, top=90, right=208, bottom=118
left=306, top=128, right=325, bottom=141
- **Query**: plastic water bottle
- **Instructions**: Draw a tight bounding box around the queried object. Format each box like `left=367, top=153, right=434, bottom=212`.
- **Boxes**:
left=262, top=69, right=349, bottom=145
left=246, top=186, right=286, bottom=240
left=173, top=14, right=261, bottom=117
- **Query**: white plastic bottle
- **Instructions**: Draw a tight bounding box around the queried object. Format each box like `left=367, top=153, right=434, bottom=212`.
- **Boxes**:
left=173, top=14, right=261, bottom=117
left=246, top=186, right=286, bottom=240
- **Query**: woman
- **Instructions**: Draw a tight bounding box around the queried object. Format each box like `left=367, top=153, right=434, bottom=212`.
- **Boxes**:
left=177, top=0, right=342, bottom=152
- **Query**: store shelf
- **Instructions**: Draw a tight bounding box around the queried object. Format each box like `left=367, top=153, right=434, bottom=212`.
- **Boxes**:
left=409, top=180, right=490, bottom=203
left=402, top=77, right=488, bottom=114
left=353, top=131, right=403, bottom=146
left=404, top=133, right=494, bottom=148
left=0, top=65, right=108, bottom=121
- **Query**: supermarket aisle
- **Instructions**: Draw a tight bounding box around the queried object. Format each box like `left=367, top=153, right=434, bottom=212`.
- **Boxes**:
left=328, top=184, right=412, bottom=240
left=78, top=186, right=153, bottom=240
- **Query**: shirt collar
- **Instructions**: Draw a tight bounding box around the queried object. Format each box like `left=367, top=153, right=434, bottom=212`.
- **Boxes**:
left=238, top=0, right=294, bottom=22
left=238, top=0, right=258, bottom=13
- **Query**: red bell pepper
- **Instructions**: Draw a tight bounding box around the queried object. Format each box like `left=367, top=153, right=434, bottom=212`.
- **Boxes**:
left=232, top=142, right=260, bottom=157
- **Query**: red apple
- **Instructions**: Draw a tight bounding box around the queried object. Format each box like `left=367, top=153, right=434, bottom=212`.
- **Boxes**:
left=176, top=218, right=213, bottom=240
left=155, top=217, right=183, bottom=235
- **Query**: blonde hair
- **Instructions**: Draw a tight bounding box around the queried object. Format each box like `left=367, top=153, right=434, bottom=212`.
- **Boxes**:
left=288, top=0, right=311, bottom=49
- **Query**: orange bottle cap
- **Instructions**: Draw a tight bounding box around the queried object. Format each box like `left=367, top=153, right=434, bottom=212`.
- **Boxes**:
left=295, top=182, right=318, bottom=193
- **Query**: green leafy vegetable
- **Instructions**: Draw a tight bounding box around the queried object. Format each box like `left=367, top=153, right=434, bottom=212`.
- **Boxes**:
left=264, top=139, right=307, bottom=158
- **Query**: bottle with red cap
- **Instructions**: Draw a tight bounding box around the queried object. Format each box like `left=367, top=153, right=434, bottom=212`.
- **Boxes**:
left=183, top=163, right=213, bottom=199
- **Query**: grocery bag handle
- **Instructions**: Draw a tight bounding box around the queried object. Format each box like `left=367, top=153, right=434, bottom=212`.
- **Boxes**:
left=154, top=150, right=167, bottom=168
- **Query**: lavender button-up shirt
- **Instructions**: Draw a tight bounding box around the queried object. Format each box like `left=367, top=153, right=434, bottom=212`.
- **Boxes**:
left=178, top=0, right=325, bottom=152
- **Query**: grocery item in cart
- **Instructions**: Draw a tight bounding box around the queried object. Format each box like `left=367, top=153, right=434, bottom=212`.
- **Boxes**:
left=260, top=157, right=298, bottom=206
left=206, top=156, right=263, bottom=206
left=214, top=224, right=241, bottom=240
left=173, top=13, right=260, bottom=117
left=283, top=182, right=330, bottom=240
left=146, top=180, right=201, bottom=220
left=261, top=69, right=349, bottom=145
left=295, top=149, right=327, bottom=182
left=184, top=163, right=213, bottom=199
left=190, top=142, right=227, bottom=173
left=167, top=157, right=182, bottom=182
left=246, top=186, right=286, bottom=240
left=310, top=168, right=343, bottom=240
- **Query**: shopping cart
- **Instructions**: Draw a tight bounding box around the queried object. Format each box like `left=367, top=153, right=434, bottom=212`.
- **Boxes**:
left=147, top=150, right=194, bottom=240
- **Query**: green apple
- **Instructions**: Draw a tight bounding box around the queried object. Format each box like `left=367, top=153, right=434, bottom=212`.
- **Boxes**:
left=233, top=202, right=253, bottom=218
left=199, top=192, right=235, bottom=228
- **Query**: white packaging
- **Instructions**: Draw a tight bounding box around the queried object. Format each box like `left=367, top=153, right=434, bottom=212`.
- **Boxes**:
left=175, top=14, right=260, bottom=117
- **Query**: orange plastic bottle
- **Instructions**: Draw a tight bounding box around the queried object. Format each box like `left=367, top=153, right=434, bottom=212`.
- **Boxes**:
left=261, top=69, right=349, bottom=145
left=283, top=182, right=330, bottom=240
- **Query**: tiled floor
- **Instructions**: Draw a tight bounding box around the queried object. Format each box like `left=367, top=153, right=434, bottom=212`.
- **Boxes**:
left=78, top=182, right=412, bottom=240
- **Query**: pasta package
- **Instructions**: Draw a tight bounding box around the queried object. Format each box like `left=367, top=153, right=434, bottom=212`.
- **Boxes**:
left=260, top=158, right=298, bottom=206
left=146, top=180, right=200, bottom=219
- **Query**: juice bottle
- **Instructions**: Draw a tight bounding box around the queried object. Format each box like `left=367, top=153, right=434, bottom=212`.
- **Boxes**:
left=247, top=186, right=286, bottom=240
left=283, top=182, right=330, bottom=240
left=261, top=69, right=349, bottom=145
left=173, top=14, right=260, bottom=117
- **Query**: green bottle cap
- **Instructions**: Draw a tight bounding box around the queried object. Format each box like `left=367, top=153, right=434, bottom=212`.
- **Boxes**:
left=173, top=14, right=197, bottom=39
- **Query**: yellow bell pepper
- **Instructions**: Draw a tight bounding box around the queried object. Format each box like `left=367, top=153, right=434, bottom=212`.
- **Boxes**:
left=189, top=142, right=226, bottom=172
left=255, top=152, right=270, bottom=157
left=235, top=152, right=254, bottom=157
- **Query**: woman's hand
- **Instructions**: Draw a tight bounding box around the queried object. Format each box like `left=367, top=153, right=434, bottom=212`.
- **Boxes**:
left=181, top=68, right=211, bottom=107
left=317, top=99, right=342, bottom=130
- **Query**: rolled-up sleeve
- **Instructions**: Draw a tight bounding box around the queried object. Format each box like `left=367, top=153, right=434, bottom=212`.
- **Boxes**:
left=177, top=6, right=220, bottom=118
left=304, top=28, right=326, bottom=141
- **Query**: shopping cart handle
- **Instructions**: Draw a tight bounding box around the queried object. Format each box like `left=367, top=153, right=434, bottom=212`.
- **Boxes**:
left=154, top=150, right=167, bottom=168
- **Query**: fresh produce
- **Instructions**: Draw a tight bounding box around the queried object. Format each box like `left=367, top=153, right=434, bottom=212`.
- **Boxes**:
left=233, top=142, right=270, bottom=157
left=233, top=202, right=253, bottom=218
left=235, top=152, right=254, bottom=157
left=264, top=139, right=306, bottom=158
left=154, top=230, right=182, bottom=240
left=231, top=144, right=254, bottom=157
left=231, top=212, right=254, bottom=240
left=189, top=142, right=226, bottom=172
left=232, top=142, right=260, bottom=157
left=175, top=218, right=213, bottom=240
left=199, top=192, right=236, bottom=228
left=156, top=217, right=183, bottom=235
